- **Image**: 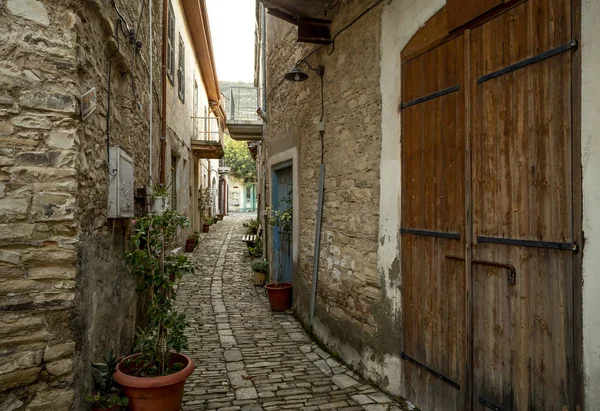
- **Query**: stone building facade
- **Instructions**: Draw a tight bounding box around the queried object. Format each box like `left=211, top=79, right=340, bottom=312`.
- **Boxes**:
left=0, top=0, right=223, bottom=409
left=257, top=0, right=600, bottom=409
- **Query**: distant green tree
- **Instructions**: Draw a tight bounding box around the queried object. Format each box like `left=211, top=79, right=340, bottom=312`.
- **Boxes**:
left=223, top=137, right=257, bottom=183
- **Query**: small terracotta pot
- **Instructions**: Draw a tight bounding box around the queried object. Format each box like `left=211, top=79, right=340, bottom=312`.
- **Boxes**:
left=185, top=239, right=195, bottom=252
left=265, top=282, right=292, bottom=311
left=254, top=271, right=267, bottom=286
left=202, top=224, right=209, bottom=233
left=113, top=353, right=194, bottom=411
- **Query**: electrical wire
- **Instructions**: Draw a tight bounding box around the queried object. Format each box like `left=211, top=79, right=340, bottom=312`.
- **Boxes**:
left=327, top=0, right=385, bottom=55
left=106, top=19, right=122, bottom=177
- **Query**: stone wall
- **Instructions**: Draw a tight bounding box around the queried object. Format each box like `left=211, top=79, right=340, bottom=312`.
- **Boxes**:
left=0, top=0, right=162, bottom=408
left=263, top=0, right=402, bottom=396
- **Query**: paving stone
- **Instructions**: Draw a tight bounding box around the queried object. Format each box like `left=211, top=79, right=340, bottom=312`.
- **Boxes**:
left=178, top=213, right=406, bottom=411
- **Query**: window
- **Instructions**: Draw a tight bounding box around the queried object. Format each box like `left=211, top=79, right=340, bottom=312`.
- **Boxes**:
left=166, top=1, right=175, bottom=83
left=177, top=34, right=185, bottom=102
left=171, top=154, right=178, bottom=210
left=193, top=81, right=198, bottom=139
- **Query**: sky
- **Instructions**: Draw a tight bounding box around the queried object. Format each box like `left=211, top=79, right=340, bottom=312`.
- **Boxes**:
left=206, top=0, right=256, bottom=83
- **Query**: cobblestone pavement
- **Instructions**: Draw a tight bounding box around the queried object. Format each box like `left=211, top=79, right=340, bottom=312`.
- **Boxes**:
left=177, top=213, right=411, bottom=411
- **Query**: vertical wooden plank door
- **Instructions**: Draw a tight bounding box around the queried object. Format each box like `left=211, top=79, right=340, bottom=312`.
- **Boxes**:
left=401, top=0, right=577, bottom=409
left=272, top=163, right=293, bottom=284
left=401, top=35, right=467, bottom=411
left=470, top=0, right=575, bottom=409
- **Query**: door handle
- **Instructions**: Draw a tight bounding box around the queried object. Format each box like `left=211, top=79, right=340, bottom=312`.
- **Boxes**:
left=445, top=255, right=517, bottom=286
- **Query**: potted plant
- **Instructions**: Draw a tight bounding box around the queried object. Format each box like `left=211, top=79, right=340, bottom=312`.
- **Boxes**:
left=115, top=211, right=195, bottom=411
left=185, top=231, right=200, bottom=252
left=86, top=350, right=129, bottom=411
left=264, top=196, right=293, bottom=311
left=149, top=182, right=171, bottom=214
left=202, top=216, right=214, bottom=233
left=252, top=260, right=269, bottom=286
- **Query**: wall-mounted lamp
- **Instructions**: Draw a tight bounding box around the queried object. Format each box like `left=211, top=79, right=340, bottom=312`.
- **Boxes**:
left=284, top=60, right=324, bottom=82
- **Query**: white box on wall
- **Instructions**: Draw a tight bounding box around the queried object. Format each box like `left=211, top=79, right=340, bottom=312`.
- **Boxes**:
left=107, top=146, right=134, bottom=218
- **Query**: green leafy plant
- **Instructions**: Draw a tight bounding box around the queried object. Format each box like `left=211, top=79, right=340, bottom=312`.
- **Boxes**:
left=204, top=216, right=215, bottom=226
left=252, top=260, right=269, bottom=273
left=188, top=231, right=201, bottom=246
left=245, top=218, right=260, bottom=235
left=223, top=137, right=257, bottom=182
left=149, top=181, right=172, bottom=199
left=249, top=238, right=263, bottom=259
left=125, top=210, right=194, bottom=377
left=86, top=350, right=129, bottom=410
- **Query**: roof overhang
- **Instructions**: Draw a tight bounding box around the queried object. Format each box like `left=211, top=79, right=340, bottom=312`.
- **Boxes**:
left=182, top=0, right=226, bottom=124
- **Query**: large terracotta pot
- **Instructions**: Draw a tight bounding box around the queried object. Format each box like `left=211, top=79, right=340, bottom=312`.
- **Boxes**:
left=185, top=239, right=195, bottom=252
left=265, top=282, right=292, bottom=311
left=113, top=353, right=194, bottom=411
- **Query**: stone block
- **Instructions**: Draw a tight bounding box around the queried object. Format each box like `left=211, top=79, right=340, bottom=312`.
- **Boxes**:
left=0, top=198, right=30, bottom=222
left=46, top=130, right=76, bottom=149
left=11, top=115, right=51, bottom=130
left=0, top=120, right=14, bottom=136
left=20, top=91, right=76, bottom=114
left=0, top=367, right=41, bottom=391
left=0, top=249, right=21, bottom=265
left=6, top=0, right=49, bottom=26
left=26, top=388, right=74, bottom=411
left=0, top=392, right=24, bottom=411
left=44, top=341, right=75, bottom=361
left=0, top=344, right=45, bottom=374
left=0, top=314, right=44, bottom=337
left=46, top=358, right=72, bottom=376
left=21, top=246, right=77, bottom=266
left=27, top=266, right=76, bottom=280
left=32, top=192, right=75, bottom=222
left=0, top=223, right=34, bottom=241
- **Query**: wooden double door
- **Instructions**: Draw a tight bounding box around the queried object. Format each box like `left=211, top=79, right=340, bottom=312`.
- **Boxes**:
left=400, top=0, right=580, bottom=409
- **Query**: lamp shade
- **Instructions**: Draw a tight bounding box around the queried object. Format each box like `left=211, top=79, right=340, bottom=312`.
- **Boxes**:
left=284, top=66, right=309, bottom=82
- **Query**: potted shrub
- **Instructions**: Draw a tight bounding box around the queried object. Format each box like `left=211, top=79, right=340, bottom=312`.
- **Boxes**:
left=202, top=216, right=214, bottom=233
left=252, top=260, right=269, bottom=286
left=185, top=231, right=200, bottom=252
left=149, top=182, right=171, bottom=214
left=264, top=196, right=293, bottom=311
left=86, top=350, right=129, bottom=411
left=116, top=211, right=195, bottom=411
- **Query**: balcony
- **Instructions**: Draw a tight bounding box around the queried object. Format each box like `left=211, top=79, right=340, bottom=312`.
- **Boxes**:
left=224, top=87, right=263, bottom=141
left=191, top=116, right=224, bottom=159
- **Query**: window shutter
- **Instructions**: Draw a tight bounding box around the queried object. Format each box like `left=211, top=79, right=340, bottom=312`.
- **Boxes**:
left=178, top=35, right=185, bottom=102
left=167, top=1, right=175, bottom=82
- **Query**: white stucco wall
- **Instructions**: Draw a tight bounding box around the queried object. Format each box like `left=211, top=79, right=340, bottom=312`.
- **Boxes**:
left=378, top=0, right=445, bottom=397
left=581, top=0, right=600, bottom=408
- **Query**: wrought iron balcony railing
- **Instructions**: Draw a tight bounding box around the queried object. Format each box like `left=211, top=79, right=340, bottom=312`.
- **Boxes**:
left=223, top=87, right=262, bottom=124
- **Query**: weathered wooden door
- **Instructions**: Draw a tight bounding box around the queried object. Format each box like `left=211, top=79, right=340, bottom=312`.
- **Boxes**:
left=470, top=1, right=575, bottom=409
left=401, top=35, right=467, bottom=411
left=401, top=0, right=578, bottom=409
left=272, top=163, right=293, bottom=284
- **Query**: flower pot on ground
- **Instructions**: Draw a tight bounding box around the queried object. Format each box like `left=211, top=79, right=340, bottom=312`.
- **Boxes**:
left=185, top=231, right=200, bottom=252
left=265, top=282, right=293, bottom=311
left=113, top=353, right=194, bottom=411
left=252, top=260, right=269, bottom=287
left=124, top=211, right=194, bottom=410
left=216, top=214, right=224, bottom=221
left=202, top=224, right=210, bottom=233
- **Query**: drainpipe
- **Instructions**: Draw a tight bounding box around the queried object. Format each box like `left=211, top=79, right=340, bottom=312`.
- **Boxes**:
left=148, top=0, right=153, bottom=183
left=160, top=0, right=168, bottom=184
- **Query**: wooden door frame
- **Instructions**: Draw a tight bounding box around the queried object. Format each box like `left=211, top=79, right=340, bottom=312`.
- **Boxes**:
left=399, top=0, right=583, bottom=408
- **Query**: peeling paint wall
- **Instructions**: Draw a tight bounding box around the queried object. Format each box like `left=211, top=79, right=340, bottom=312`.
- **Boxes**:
left=581, top=0, right=600, bottom=408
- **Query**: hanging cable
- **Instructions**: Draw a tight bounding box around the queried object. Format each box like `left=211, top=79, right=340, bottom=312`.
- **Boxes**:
left=327, top=0, right=385, bottom=55
left=106, top=18, right=122, bottom=176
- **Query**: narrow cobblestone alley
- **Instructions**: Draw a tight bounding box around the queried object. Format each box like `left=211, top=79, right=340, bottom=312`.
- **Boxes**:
left=177, top=213, right=410, bottom=411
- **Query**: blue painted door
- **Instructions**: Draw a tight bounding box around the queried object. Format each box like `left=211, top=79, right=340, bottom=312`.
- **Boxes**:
left=272, top=164, right=293, bottom=284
